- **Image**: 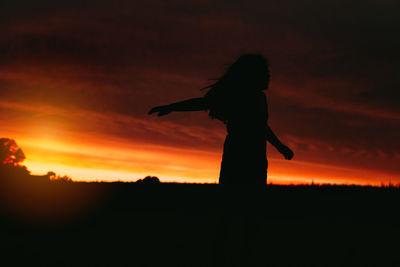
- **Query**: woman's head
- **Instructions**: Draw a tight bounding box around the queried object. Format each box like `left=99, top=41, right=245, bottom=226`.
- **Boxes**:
left=203, top=54, right=270, bottom=122
left=223, top=54, right=270, bottom=91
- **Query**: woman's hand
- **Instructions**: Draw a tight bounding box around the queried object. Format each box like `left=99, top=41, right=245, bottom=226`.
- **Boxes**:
left=278, top=145, right=294, bottom=160
left=148, top=105, right=173, bottom=116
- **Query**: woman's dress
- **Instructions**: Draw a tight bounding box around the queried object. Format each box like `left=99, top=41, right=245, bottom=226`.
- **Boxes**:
left=218, top=92, right=268, bottom=185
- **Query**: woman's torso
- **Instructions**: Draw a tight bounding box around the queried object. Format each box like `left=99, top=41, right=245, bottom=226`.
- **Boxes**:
left=225, top=91, right=268, bottom=137
left=218, top=91, right=269, bottom=185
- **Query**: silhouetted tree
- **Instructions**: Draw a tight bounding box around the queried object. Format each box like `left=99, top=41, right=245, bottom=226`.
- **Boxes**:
left=0, top=138, right=25, bottom=166
left=0, top=138, right=30, bottom=180
left=136, top=176, right=161, bottom=184
left=51, top=174, right=73, bottom=182
left=46, top=171, right=56, bottom=179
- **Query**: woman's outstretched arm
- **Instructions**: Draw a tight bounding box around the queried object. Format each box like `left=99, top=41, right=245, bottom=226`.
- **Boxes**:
left=265, top=125, right=294, bottom=160
left=148, top=97, right=208, bottom=116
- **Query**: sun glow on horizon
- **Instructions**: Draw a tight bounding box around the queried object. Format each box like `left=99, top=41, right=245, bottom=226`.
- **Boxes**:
left=18, top=133, right=221, bottom=183
left=8, top=133, right=394, bottom=186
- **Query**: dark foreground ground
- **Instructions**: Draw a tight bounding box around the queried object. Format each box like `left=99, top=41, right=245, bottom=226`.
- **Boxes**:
left=1, top=179, right=400, bottom=267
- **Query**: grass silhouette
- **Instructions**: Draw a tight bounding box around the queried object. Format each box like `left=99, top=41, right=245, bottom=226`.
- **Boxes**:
left=1, top=164, right=400, bottom=266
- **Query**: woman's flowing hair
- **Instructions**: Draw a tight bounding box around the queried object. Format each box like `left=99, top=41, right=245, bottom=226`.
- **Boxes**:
left=202, top=54, right=270, bottom=123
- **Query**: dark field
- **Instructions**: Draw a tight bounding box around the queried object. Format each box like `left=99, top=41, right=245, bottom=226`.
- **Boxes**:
left=1, top=179, right=400, bottom=267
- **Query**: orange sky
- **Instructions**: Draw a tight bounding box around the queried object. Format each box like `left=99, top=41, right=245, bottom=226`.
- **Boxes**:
left=9, top=129, right=399, bottom=186
left=1, top=0, right=399, bottom=185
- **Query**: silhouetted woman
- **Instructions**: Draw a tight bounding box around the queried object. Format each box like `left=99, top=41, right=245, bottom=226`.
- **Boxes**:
left=149, top=54, right=293, bottom=185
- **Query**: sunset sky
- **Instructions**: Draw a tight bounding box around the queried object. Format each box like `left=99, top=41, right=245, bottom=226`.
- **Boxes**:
left=1, top=0, right=399, bottom=185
